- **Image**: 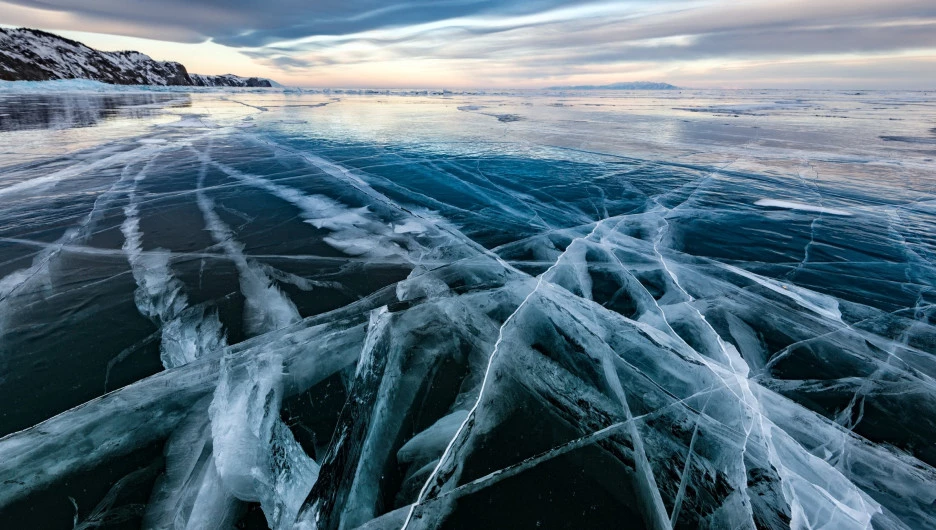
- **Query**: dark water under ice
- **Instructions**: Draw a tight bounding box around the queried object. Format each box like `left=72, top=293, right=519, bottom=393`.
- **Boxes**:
left=0, top=86, right=934, bottom=529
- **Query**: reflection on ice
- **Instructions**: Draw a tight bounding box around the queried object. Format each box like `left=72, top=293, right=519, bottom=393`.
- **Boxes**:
left=0, top=87, right=934, bottom=529
left=0, top=92, right=190, bottom=131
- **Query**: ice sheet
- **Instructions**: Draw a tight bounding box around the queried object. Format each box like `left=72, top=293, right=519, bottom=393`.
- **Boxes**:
left=0, top=85, right=934, bottom=529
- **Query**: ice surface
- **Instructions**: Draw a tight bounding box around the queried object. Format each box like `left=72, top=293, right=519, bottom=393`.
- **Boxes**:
left=0, top=85, right=934, bottom=529
left=0, top=79, right=118, bottom=93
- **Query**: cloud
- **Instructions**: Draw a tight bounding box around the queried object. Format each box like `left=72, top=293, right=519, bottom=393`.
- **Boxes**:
left=0, top=0, right=588, bottom=46
left=268, top=56, right=318, bottom=70
left=241, top=50, right=323, bottom=70
left=247, top=4, right=936, bottom=72
left=2, top=0, right=935, bottom=87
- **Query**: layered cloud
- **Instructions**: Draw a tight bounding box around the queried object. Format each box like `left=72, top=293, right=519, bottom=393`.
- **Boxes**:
left=2, top=0, right=935, bottom=87
left=0, top=0, right=587, bottom=45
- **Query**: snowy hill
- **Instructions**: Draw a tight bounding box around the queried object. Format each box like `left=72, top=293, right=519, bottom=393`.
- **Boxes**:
left=0, top=28, right=276, bottom=87
left=190, top=73, right=280, bottom=88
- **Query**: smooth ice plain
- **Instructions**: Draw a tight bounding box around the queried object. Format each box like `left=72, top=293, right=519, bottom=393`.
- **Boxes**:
left=0, top=84, right=935, bottom=529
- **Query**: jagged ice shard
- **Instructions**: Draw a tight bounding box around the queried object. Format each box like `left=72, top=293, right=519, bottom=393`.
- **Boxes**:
left=0, top=86, right=934, bottom=529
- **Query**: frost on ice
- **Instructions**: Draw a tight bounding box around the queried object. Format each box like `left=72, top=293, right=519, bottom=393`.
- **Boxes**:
left=0, top=89, right=934, bottom=529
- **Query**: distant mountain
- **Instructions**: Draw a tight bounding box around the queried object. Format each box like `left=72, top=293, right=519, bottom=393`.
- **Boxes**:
left=547, top=81, right=679, bottom=90
left=190, top=74, right=281, bottom=88
left=0, top=28, right=277, bottom=88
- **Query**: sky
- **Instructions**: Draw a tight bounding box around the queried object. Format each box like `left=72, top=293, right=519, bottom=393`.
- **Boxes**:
left=2, top=0, right=936, bottom=89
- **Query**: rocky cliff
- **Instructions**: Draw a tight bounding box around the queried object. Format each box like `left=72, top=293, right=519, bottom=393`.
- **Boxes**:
left=0, top=28, right=275, bottom=88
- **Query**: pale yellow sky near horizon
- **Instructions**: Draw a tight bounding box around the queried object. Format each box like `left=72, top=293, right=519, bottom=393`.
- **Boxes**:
left=2, top=0, right=935, bottom=89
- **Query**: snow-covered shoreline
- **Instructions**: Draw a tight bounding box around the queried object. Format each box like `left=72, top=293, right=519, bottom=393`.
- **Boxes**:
left=0, top=78, right=282, bottom=94
left=0, top=27, right=277, bottom=88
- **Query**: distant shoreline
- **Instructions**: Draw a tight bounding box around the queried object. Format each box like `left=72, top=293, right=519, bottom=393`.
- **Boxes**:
left=546, top=81, right=679, bottom=90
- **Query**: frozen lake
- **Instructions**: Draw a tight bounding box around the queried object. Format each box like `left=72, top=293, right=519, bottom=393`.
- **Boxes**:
left=0, top=84, right=935, bottom=529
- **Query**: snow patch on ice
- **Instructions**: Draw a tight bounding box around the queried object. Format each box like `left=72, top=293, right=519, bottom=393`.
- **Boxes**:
left=162, top=115, right=214, bottom=128
left=755, top=199, right=852, bottom=216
